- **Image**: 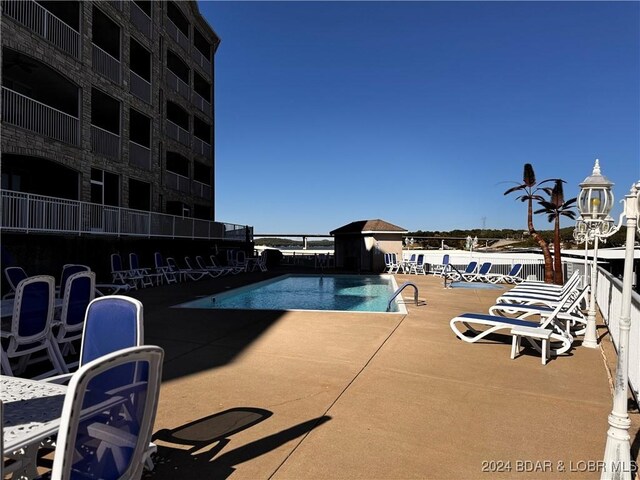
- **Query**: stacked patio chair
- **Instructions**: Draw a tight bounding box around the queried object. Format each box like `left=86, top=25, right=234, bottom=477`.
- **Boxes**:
left=154, top=252, right=179, bottom=284
left=210, top=255, right=244, bottom=275
left=53, top=271, right=95, bottom=369
left=3, top=266, right=28, bottom=299
left=110, top=253, right=143, bottom=290
left=1, top=275, right=68, bottom=379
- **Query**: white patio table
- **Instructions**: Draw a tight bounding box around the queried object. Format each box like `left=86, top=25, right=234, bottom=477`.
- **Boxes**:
left=1, top=375, right=67, bottom=478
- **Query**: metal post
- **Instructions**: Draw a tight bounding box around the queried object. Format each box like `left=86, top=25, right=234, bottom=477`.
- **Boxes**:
left=601, top=184, right=638, bottom=479
left=583, top=234, right=600, bottom=348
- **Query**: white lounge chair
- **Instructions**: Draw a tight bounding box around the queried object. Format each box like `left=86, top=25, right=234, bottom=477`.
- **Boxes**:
left=409, top=254, right=427, bottom=275
left=445, top=261, right=478, bottom=282
left=488, top=287, right=589, bottom=336
left=486, top=263, right=524, bottom=284
left=449, top=291, right=575, bottom=358
left=462, top=262, right=492, bottom=282
left=495, top=272, right=582, bottom=306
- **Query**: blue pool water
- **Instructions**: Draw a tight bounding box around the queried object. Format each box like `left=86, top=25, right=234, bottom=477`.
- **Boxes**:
left=174, top=274, right=405, bottom=313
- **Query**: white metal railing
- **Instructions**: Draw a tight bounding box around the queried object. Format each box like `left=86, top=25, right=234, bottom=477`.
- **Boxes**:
left=596, top=267, right=640, bottom=409
left=166, top=120, right=190, bottom=146
left=192, top=136, right=211, bottom=158
left=192, top=48, right=211, bottom=73
left=130, top=71, right=151, bottom=103
left=193, top=180, right=211, bottom=199
left=166, top=70, right=190, bottom=100
left=129, top=141, right=151, bottom=170
left=91, top=125, right=120, bottom=159
left=192, top=91, right=211, bottom=114
left=406, top=249, right=546, bottom=279
left=166, top=171, right=191, bottom=194
left=166, top=19, right=189, bottom=51
left=2, top=0, right=80, bottom=58
left=2, top=87, right=79, bottom=145
left=92, top=43, right=121, bottom=84
left=0, top=189, right=251, bottom=241
left=130, top=1, right=151, bottom=38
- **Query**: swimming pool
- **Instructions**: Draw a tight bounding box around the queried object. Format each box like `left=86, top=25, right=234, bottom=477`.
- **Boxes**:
left=174, top=274, right=406, bottom=313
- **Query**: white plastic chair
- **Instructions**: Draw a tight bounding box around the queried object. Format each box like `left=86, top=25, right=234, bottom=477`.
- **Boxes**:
left=0, top=275, right=68, bottom=379
left=50, top=345, right=164, bottom=480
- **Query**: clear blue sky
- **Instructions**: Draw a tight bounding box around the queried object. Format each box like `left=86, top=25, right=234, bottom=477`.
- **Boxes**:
left=198, top=1, right=640, bottom=235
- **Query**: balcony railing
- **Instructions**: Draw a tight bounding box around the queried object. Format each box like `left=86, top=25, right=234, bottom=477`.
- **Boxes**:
left=166, top=19, right=190, bottom=52
left=91, top=125, right=120, bottom=159
left=597, top=267, right=640, bottom=410
left=192, top=48, right=211, bottom=73
left=2, top=0, right=80, bottom=58
left=166, top=120, right=190, bottom=146
left=130, top=71, right=151, bottom=104
left=193, top=181, right=211, bottom=199
left=92, top=43, right=121, bottom=84
left=129, top=141, right=151, bottom=170
left=0, top=189, right=251, bottom=241
left=193, top=136, right=211, bottom=159
left=166, top=70, right=190, bottom=100
left=192, top=91, right=211, bottom=115
left=166, top=171, right=191, bottom=194
left=130, top=1, right=151, bottom=38
left=2, top=87, right=80, bottom=145
left=108, top=1, right=124, bottom=11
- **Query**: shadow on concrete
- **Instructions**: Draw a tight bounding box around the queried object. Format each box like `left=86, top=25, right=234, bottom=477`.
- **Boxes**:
left=129, top=270, right=291, bottom=382
left=152, top=407, right=272, bottom=455
left=145, top=414, right=331, bottom=479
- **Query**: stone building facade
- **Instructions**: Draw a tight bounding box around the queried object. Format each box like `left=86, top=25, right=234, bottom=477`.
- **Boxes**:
left=1, top=0, right=219, bottom=220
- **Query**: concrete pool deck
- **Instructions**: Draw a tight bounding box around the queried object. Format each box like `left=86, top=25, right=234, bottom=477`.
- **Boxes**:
left=129, top=269, right=639, bottom=479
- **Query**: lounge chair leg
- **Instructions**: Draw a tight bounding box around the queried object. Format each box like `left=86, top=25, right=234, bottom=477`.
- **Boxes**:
left=510, top=334, right=521, bottom=360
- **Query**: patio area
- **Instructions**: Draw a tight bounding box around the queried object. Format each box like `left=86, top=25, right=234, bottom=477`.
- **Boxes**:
left=128, top=270, right=639, bottom=479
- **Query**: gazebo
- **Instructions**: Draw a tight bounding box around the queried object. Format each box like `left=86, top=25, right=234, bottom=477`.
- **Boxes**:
left=330, top=219, right=407, bottom=272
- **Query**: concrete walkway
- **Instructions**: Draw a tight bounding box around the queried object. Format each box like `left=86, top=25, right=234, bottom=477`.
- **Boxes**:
left=132, top=271, right=638, bottom=479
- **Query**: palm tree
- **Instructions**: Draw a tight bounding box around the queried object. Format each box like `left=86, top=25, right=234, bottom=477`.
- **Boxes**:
left=535, top=180, right=577, bottom=285
left=504, top=164, right=555, bottom=283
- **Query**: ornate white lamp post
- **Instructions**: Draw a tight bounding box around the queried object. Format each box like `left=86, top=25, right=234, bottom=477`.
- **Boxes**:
left=601, top=181, right=640, bottom=480
left=577, top=159, right=616, bottom=348
left=573, top=219, right=591, bottom=288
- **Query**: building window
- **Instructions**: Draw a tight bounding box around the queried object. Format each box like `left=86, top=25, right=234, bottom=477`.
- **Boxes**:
left=90, top=168, right=119, bottom=206
left=129, top=178, right=151, bottom=211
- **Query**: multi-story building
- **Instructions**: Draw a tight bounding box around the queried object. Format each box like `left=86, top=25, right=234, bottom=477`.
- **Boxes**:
left=1, top=0, right=253, bottom=280
left=1, top=0, right=220, bottom=221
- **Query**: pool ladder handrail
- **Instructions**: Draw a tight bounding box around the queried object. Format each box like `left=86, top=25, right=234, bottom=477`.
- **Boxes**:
left=387, top=282, right=419, bottom=312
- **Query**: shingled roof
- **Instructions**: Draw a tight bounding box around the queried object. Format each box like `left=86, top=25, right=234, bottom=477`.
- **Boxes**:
left=330, top=219, right=407, bottom=235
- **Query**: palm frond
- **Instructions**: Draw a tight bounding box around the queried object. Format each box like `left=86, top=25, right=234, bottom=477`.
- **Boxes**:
left=504, top=184, right=527, bottom=195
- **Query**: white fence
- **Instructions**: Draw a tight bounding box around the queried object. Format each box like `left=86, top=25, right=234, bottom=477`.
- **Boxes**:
left=596, top=268, right=640, bottom=409
left=3, top=0, right=80, bottom=58
left=92, top=44, right=121, bottom=84
left=0, top=189, right=251, bottom=241
left=2, top=87, right=79, bottom=145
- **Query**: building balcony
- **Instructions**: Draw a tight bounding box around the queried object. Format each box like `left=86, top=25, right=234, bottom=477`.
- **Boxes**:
left=192, top=91, right=211, bottom=115
left=1, top=189, right=250, bottom=240
left=166, top=70, right=190, bottom=101
left=130, top=1, right=151, bottom=38
left=129, top=141, right=151, bottom=170
left=130, top=71, right=151, bottom=104
left=90, top=124, right=120, bottom=159
left=192, top=136, right=211, bottom=159
left=166, top=171, right=191, bottom=194
left=2, top=0, right=80, bottom=59
left=92, top=43, right=121, bottom=84
left=166, top=120, right=190, bottom=147
left=193, top=180, right=211, bottom=199
left=166, top=19, right=190, bottom=52
left=2, top=87, right=80, bottom=146
left=192, top=48, right=211, bottom=74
